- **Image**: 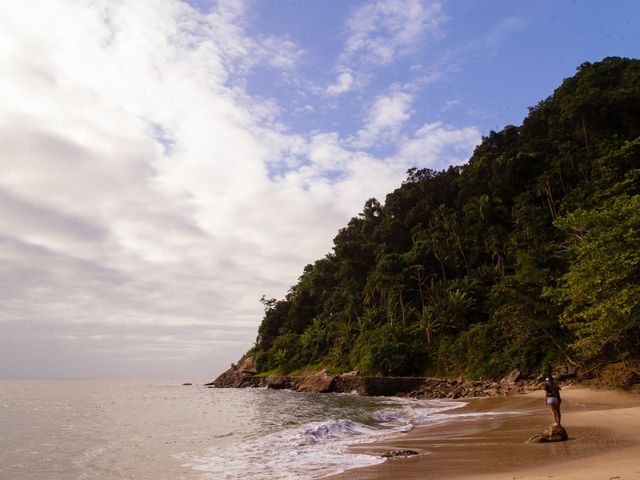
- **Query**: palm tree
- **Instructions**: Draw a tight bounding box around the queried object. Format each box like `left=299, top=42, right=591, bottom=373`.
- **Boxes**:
left=411, top=306, right=441, bottom=345
left=301, top=317, right=327, bottom=362
left=442, top=289, right=475, bottom=331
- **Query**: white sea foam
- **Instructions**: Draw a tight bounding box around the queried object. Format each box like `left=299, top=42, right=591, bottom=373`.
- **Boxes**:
left=183, top=397, right=471, bottom=480
left=184, top=418, right=385, bottom=479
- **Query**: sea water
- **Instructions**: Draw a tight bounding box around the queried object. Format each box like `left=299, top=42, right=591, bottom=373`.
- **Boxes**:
left=0, top=379, right=503, bottom=479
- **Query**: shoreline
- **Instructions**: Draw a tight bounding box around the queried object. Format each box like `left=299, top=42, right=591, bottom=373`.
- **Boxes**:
left=328, top=387, right=640, bottom=480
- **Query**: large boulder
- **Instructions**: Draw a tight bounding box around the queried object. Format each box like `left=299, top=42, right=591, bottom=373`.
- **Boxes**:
left=527, top=425, right=569, bottom=443
left=297, top=371, right=336, bottom=393
left=208, top=353, right=263, bottom=388
left=264, top=372, right=337, bottom=392
left=266, top=376, right=300, bottom=390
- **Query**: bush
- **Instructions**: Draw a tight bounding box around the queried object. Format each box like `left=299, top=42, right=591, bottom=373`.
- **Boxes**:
left=350, top=325, right=427, bottom=376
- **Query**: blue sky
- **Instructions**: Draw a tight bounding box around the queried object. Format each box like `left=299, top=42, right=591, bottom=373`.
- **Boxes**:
left=0, top=0, right=638, bottom=378
left=241, top=0, right=639, bottom=140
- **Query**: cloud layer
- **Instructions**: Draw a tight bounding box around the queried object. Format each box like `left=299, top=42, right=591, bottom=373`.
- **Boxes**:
left=0, top=0, right=480, bottom=378
left=343, top=0, right=444, bottom=66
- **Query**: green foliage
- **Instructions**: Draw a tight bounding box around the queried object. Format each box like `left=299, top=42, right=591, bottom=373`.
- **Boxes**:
left=437, top=322, right=506, bottom=379
left=545, top=194, right=640, bottom=360
left=350, top=325, right=427, bottom=376
left=256, top=333, right=306, bottom=373
left=248, top=57, right=640, bottom=379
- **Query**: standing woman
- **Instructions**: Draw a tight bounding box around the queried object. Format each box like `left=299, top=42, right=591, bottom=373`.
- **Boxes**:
left=544, top=375, right=562, bottom=425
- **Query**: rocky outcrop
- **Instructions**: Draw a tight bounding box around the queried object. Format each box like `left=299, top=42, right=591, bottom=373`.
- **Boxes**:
left=208, top=371, right=265, bottom=388
left=262, top=371, right=338, bottom=392
left=257, top=373, right=545, bottom=398
left=527, top=425, right=569, bottom=443
left=400, top=376, right=544, bottom=399
left=333, top=376, right=426, bottom=396
left=264, top=376, right=299, bottom=390
left=207, top=353, right=267, bottom=388
left=262, top=375, right=441, bottom=396
left=296, top=371, right=337, bottom=393
left=209, top=363, right=571, bottom=398
left=262, top=375, right=424, bottom=395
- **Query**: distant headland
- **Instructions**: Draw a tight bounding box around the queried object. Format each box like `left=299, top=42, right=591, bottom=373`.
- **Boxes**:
left=217, top=57, right=640, bottom=393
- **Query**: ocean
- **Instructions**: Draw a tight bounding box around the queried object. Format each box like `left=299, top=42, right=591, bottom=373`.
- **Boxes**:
left=0, top=379, right=504, bottom=479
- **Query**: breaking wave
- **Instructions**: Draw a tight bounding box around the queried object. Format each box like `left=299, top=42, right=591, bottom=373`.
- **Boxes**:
left=182, top=394, right=471, bottom=480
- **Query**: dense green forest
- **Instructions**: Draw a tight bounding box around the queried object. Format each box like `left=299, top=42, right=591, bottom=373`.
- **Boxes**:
left=251, top=57, right=640, bottom=380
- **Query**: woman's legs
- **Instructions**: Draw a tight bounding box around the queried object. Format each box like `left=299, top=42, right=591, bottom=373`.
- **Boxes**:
left=547, top=405, right=561, bottom=425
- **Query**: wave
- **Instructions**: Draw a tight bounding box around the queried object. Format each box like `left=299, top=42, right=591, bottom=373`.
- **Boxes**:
left=181, top=396, right=509, bottom=480
left=303, top=418, right=379, bottom=443
left=182, top=417, right=386, bottom=480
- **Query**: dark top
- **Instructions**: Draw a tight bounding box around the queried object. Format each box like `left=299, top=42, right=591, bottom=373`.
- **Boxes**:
left=544, top=383, right=561, bottom=398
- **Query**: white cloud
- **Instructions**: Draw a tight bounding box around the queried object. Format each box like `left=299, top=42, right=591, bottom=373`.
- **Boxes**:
left=350, top=91, right=413, bottom=148
left=255, top=35, right=304, bottom=70
left=0, top=0, right=295, bottom=377
left=395, top=122, right=481, bottom=169
left=0, top=0, right=479, bottom=378
left=324, top=1, right=446, bottom=96
left=342, top=0, right=445, bottom=66
left=326, top=71, right=354, bottom=96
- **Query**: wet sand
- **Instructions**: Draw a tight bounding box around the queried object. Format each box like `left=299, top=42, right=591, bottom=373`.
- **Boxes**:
left=330, top=387, right=640, bottom=480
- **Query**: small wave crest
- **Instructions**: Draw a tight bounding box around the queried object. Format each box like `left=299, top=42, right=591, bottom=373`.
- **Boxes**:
left=182, top=417, right=385, bottom=480
left=181, top=397, right=471, bottom=480
left=304, top=418, right=377, bottom=443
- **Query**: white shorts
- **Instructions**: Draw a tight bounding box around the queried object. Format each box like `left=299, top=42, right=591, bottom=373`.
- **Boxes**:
left=547, top=397, right=559, bottom=405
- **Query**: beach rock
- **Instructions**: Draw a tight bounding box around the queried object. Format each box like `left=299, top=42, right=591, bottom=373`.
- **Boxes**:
left=381, top=449, right=419, bottom=458
left=266, top=376, right=299, bottom=390
left=527, top=425, right=569, bottom=443
left=221, top=374, right=265, bottom=388
left=501, top=369, right=521, bottom=384
left=236, top=354, right=258, bottom=373
left=333, top=376, right=426, bottom=396
left=297, top=371, right=336, bottom=393
left=210, top=364, right=556, bottom=399
left=208, top=353, right=266, bottom=388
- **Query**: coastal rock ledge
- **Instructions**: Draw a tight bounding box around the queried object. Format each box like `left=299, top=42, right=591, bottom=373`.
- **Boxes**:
left=207, top=361, right=539, bottom=398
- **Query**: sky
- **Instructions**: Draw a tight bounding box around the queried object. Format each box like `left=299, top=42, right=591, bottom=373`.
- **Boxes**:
left=1, top=0, right=638, bottom=379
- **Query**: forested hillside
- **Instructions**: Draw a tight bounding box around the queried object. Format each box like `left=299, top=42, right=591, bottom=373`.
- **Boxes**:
left=250, top=57, right=640, bottom=380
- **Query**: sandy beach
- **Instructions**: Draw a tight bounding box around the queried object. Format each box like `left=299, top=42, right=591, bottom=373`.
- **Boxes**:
left=329, top=387, right=640, bottom=480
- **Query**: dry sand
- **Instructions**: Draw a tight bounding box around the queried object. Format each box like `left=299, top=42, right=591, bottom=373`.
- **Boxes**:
left=329, top=386, right=640, bottom=480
